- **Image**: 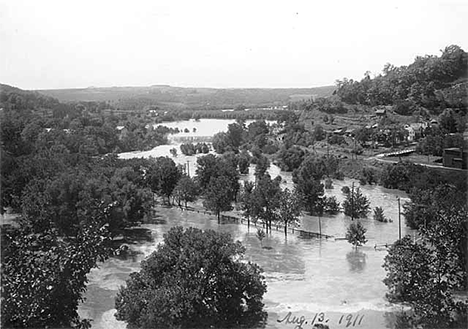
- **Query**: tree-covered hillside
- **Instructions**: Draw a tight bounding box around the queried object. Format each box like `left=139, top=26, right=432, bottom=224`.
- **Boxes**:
left=335, top=45, right=467, bottom=114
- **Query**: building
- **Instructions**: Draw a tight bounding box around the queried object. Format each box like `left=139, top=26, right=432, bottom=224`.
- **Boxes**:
left=442, top=148, right=467, bottom=169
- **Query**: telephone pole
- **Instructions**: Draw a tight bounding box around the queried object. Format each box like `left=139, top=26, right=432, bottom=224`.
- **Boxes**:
left=397, top=197, right=401, bottom=240
left=351, top=182, right=354, bottom=221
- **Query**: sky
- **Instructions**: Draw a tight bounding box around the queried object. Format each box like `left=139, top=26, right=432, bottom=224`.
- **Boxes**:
left=1, top=0, right=467, bottom=90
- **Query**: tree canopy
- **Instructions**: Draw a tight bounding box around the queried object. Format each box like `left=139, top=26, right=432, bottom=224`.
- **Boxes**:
left=114, top=226, right=267, bottom=328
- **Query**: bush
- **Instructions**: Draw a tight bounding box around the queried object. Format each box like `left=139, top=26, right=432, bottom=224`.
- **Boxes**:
left=115, top=226, right=267, bottom=329
left=324, top=178, right=333, bottom=189
left=323, top=196, right=340, bottom=214
left=373, top=206, right=390, bottom=222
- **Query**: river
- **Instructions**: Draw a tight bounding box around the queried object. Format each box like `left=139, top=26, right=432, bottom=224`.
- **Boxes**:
left=80, top=119, right=412, bottom=329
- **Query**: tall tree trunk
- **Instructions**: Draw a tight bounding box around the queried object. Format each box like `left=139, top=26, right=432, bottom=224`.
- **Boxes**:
left=284, top=223, right=288, bottom=237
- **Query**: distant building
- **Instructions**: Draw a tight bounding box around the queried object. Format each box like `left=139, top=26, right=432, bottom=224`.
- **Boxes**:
left=443, top=148, right=467, bottom=169
left=375, top=108, right=387, bottom=116
left=332, top=127, right=347, bottom=135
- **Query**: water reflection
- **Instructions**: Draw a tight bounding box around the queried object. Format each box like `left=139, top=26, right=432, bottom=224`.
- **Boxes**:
left=346, top=249, right=368, bottom=273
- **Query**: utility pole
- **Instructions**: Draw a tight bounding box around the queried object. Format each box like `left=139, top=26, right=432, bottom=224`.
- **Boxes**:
left=397, top=197, right=401, bottom=240
left=351, top=182, right=354, bottom=221
left=186, top=160, right=190, bottom=178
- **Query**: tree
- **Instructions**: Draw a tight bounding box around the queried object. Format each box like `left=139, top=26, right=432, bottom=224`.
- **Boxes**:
left=203, top=176, right=234, bottom=223
left=239, top=181, right=255, bottom=228
left=249, top=174, right=282, bottom=233
left=276, top=188, right=302, bottom=237
left=212, top=132, right=230, bottom=154
left=256, top=228, right=266, bottom=247
left=345, top=221, right=367, bottom=247
left=342, top=187, right=370, bottom=219
left=227, top=121, right=245, bottom=150
left=147, top=157, right=182, bottom=204
left=114, top=227, right=267, bottom=328
left=277, top=146, right=306, bottom=172
left=2, top=203, right=111, bottom=328
left=238, top=150, right=251, bottom=174
left=254, top=154, right=270, bottom=179
left=172, top=176, right=199, bottom=208
left=195, top=155, right=239, bottom=199
left=373, top=206, right=389, bottom=222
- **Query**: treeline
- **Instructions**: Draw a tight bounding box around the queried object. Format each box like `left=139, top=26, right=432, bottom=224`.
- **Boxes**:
left=0, top=84, right=177, bottom=157
left=335, top=45, right=467, bottom=114
left=153, top=107, right=295, bottom=123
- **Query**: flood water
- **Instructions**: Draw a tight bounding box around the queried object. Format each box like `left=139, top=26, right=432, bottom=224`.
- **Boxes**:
left=80, top=119, right=412, bottom=329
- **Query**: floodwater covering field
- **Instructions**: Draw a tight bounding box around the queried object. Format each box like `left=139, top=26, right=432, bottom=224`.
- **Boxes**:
left=79, top=119, right=414, bottom=329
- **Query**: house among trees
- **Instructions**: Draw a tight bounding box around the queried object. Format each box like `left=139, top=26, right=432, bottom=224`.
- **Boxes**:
left=442, top=148, right=467, bottom=169
left=404, top=122, right=428, bottom=142
left=332, top=127, right=347, bottom=135
left=116, top=126, right=128, bottom=140
left=374, top=106, right=391, bottom=117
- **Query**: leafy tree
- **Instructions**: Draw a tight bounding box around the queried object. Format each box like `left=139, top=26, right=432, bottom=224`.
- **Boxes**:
left=147, top=157, right=182, bottom=204
left=403, top=184, right=466, bottom=229
left=342, top=187, right=370, bottom=219
left=2, top=204, right=111, bottom=328
left=323, top=196, right=340, bottom=214
left=227, top=121, right=245, bottom=150
left=254, top=154, right=270, bottom=179
left=203, top=176, right=234, bottom=223
left=238, top=150, right=251, bottom=174
left=312, top=124, right=326, bottom=141
left=249, top=174, right=282, bottom=233
left=276, top=188, right=302, bottom=237
left=345, top=221, right=367, bottom=247
left=195, top=155, right=240, bottom=200
left=114, top=227, right=267, bottom=329
left=277, top=146, right=306, bottom=172
left=239, top=181, right=255, bottom=228
left=383, top=226, right=467, bottom=327
left=172, top=176, right=199, bottom=208
left=195, top=154, right=219, bottom=190
left=212, top=131, right=230, bottom=154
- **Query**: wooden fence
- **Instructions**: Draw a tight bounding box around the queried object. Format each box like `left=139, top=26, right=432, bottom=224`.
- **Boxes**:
left=179, top=206, right=334, bottom=240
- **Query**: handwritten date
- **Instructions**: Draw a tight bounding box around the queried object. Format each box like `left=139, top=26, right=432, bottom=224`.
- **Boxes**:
left=277, top=312, right=364, bottom=329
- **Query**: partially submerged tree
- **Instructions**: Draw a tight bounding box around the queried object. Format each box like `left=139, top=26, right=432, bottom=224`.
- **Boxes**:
left=202, top=175, right=234, bottom=223
left=115, top=227, right=267, bottom=328
left=383, top=200, right=468, bottom=328
left=172, top=176, right=199, bottom=208
left=373, top=206, right=390, bottom=222
left=256, top=228, right=266, bottom=247
left=345, top=221, right=367, bottom=247
left=276, top=188, right=302, bottom=237
left=342, top=187, right=370, bottom=219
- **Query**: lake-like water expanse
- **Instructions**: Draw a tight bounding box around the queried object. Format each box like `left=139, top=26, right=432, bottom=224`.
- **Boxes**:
left=80, top=119, right=413, bottom=329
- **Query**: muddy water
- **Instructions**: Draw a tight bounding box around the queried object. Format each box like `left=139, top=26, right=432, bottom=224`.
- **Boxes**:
left=80, top=119, right=411, bottom=328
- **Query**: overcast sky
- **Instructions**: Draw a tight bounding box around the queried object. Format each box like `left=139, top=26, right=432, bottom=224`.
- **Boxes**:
left=1, top=0, right=467, bottom=90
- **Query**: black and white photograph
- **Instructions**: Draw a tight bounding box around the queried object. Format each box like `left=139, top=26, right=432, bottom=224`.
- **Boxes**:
left=1, top=1, right=467, bottom=328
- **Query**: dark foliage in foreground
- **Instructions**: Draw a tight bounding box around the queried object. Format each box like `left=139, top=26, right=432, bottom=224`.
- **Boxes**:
left=115, top=226, right=267, bottom=328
